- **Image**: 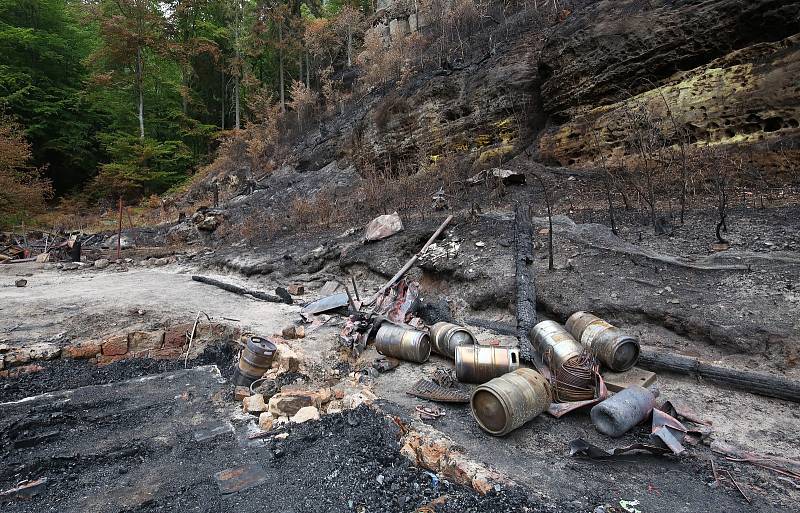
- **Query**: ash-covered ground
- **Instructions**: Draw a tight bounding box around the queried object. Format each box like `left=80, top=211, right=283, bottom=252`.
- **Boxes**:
left=0, top=367, right=546, bottom=513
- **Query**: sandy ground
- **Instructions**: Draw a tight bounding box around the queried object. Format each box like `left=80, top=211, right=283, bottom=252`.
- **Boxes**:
left=0, top=262, right=296, bottom=346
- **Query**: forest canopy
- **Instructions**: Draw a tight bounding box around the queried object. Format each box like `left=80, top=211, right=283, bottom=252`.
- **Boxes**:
left=0, top=0, right=369, bottom=216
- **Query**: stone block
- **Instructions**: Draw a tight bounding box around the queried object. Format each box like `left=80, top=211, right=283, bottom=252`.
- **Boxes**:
left=243, top=393, right=267, bottom=414
left=164, top=323, right=193, bottom=347
left=102, top=335, right=129, bottom=356
left=258, top=412, right=274, bottom=431
left=287, top=284, right=305, bottom=295
left=128, top=331, right=165, bottom=353
left=63, top=341, right=102, bottom=359
left=234, top=386, right=251, bottom=402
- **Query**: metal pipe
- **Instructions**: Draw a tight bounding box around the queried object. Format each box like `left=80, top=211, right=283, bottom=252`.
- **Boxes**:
left=429, top=322, right=477, bottom=359
left=590, top=385, right=656, bottom=437
left=375, top=323, right=431, bottom=363
left=565, top=312, right=640, bottom=372
left=471, top=368, right=552, bottom=436
left=455, top=345, right=520, bottom=384
left=233, top=336, right=278, bottom=386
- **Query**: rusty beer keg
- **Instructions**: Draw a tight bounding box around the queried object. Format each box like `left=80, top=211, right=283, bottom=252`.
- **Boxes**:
left=429, top=322, right=477, bottom=359
left=233, top=336, right=277, bottom=386
left=375, top=323, right=431, bottom=363
left=471, top=368, right=552, bottom=436
left=455, top=345, right=520, bottom=384
left=565, top=312, right=640, bottom=372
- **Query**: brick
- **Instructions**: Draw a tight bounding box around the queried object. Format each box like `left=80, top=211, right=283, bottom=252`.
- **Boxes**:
left=28, top=343, right=60, bottom=361
left=63, top=341, right=102, bottom=359
left=287, top=284, right=304, bottom=295
left=102, top=335, right=129, bottom=356
left=128, top=331, right=164, bottom=353
left=164, top=323, right=193, bottom=347
left=8, top=364, right=44, bottom=377
left=149, top=347, right=184, bottom=360
left=96, top=354, right=127, bottom=366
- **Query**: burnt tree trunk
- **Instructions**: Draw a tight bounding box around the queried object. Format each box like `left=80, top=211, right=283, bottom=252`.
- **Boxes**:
left=514, top=205, right=536, bottom=364
left=638, top=349, right=799, bottom=403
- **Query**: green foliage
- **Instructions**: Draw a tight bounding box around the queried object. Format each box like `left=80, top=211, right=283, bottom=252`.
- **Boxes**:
left=0, top=0, right=371, bottom=207
left=92, top=134, right=194, bottom=201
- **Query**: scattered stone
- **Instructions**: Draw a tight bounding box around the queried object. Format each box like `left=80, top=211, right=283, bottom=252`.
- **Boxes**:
left=63, top=341, right=102, bottom=359
left=94, top=258, right=110, bottom=269
left=28, top=342, right=61, bottom=360
left=291, top=406, right=320, bottom=424
left=258, top=412, right=274, bottom=430
left=243, top=393, right=267, bottom=414
left=667, top=298, right=681, bottom=304
left=273, top=344, right=302, bottom=372
left=467, top=168, right=526, bottom=186
left=365, top=212, right=404, bottom=242
left=234, top=386, right=252, bottom=402
left=326, top=400, right=344, bottom=415
left=15, top=278, right=27, bottom=287
left=102, top=335, right=129, bottom=356
left=61, top=262, right=79, bottom=271
left=281, top=325, right=305, bottom=339
left=474, top=241, right=486, bottom=248
left=268, top=392, right=316, bottom=417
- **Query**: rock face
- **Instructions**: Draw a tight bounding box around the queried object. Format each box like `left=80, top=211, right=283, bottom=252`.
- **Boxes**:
left=353, top=35, right=542, bottom=173
left=536, top=1, right=800, bottom=174
left=538, top=34, right=800, bottom=172
left=538, top=0, right=800, bottom=119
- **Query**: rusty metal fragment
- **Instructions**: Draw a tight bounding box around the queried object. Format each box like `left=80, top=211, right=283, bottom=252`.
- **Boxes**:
left=213, top=463, right=268, bottom=494
left=407, top=378, right=471, bottom=403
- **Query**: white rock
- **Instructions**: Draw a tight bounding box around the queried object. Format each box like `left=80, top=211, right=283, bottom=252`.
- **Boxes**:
left=94, top=258, right=110, bottom=269
left=365, top=212, right=404, bottom=242
left=291, top=406, right=320, bottom=424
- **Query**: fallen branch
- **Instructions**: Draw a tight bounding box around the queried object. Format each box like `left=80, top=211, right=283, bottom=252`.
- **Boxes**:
left=638, top=349, right=800, bottom=403
left=363, top=215, right=453, bottom=307
left=191, top=275, right=292, bottom=304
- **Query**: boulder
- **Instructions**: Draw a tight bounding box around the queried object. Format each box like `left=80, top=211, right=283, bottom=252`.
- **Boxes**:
left=365, top=212, right=404, bottom=242
left=93, top=258, right=110, bottom=269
